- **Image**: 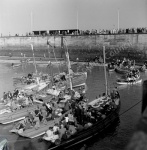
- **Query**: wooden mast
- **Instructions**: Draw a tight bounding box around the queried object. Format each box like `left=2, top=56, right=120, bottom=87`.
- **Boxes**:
left=30, top=44, right=37, bottom=75
left=103, top=46, right=108, bottom=95
left=63, top=38, right=73, bottom=90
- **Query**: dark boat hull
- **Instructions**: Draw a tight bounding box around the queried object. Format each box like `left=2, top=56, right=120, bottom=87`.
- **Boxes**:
left=47, top=102, right=120, bottom=150
left=115, top=67, right=130, bottom=74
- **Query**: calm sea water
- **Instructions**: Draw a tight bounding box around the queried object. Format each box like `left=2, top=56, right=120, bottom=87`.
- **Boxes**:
left=0, top=62, right=145, bottom=150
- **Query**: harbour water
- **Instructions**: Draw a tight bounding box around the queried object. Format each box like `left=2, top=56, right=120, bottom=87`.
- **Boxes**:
left=0, top=62, right=145, bottom=150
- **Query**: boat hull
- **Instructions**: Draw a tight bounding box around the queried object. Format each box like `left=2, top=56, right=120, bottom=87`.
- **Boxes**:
left=115, top=67, right=130, bottom=74
left=116, top=79, right=142, bottom=85
left=0, top=105, right=38, bottom=124
left=47, top=103, right=120, bottom=150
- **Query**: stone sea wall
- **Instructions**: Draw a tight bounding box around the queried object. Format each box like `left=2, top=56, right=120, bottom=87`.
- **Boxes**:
left=0, top=34, right=147, bottom=62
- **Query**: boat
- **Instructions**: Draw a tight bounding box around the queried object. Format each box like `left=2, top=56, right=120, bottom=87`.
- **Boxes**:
left=47, top=40, right=87, bottom=95
left=116, top=78, right=142, bottom=85
left=42, top=102, right=120, bottom=150
left=0, top=104, right=39, bottom=124
left=116, top=69, right=142, bottom=85
left=115, top=65, right=130, bottom=74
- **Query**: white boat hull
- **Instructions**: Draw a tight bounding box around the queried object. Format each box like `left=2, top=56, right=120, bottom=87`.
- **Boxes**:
left=116, top=79, right=142, bottom=85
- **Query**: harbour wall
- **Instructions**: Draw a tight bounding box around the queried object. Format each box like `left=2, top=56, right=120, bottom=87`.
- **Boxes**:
left=0, top=34, right=147, bottom=62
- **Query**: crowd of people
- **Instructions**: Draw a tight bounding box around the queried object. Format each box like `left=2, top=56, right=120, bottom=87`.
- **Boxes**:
left=126, top=69, right=140, bottom=82
left=2, top=27, right=147, bottom=37
left=1, top=88, right=34, bottom=111
left=39, top=87, right=120, bottom=145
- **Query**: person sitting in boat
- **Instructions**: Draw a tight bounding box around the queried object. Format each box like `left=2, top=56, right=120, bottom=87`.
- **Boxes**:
left=16, top=117, right=28, bottom=134
left=10, top=100, right=20, bottom=111
left=7, top=91, right=13, bottom=100
left=40, top=107, right=47, bottom=124
left=2, top=92, right=8, bottom=102
left=33, top=110, right=40, bottom=130
left=26, top=111, right=34, bottom=126
left=60, top=72, right=66, bottom=81
left=114, top=87, right=120, bottom=99
left=43, top=127, right=59, bottom=143
left=28, top=73, right=33, bottom=79
left=28, top=95, right=34, bottom=105
left=53, top=123, right=60, bottom=134
left=68, top=112, right=75, bottom=125
left=58, top=124, right=66, bottom=140
left=44, top=102, right=52, bottom=117
left=68, top=124, right=77, bottom=135
left=13, top=89, right=19, bottom=98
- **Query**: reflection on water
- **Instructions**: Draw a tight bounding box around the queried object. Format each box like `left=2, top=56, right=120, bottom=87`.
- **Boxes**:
left=0, top=63, right=146, bottom=150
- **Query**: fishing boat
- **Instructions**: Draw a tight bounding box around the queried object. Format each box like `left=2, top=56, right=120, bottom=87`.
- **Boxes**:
left=116, top=70, right=142, bottom=85
left=0, top=104, right=39, bottom=124
left=115, top=65, right=130, bottom=74
left=47, top=39, right=87, bottom=95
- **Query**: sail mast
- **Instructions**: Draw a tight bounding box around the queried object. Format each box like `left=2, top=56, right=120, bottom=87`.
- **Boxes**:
left=63, top=38, right=73, bottom=90
left=31, top=44, right=37, bottom=74
left=103, top=46, right=108, bottom=95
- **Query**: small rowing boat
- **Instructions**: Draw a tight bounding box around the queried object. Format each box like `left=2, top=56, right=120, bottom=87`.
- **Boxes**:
left=116, top=78, right=142, bottom=85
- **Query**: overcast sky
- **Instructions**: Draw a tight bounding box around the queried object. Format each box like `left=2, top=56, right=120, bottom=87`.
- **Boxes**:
left=0, top=0, right=147, bottom=35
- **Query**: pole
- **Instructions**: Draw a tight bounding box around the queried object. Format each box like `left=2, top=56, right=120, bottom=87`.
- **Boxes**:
left=77, top=11, right=78, bottom=34
left=31, top=44, right=37, bottom=74
left=31, top=11, right=33, bottom=34
left=64, top=38, right=73, bottom=90
left=103, top=46, right=108, bottom=95
left=118, top=9, right=119, bottom=31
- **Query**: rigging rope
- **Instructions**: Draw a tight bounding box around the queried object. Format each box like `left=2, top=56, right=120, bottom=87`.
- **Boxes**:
left=119, top=100, right=142, bottom=117
left=52, top=46, right=60, bottom=74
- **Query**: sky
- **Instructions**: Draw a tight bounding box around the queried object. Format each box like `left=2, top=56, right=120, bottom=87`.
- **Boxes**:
left=0, top=0, right=147, bottom=36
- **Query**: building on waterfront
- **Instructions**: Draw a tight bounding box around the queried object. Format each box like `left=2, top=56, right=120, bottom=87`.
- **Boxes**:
left=32, top=29, right=80, bottom=36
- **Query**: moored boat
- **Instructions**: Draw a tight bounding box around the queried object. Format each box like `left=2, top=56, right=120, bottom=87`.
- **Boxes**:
left=115, top=65, right=130, bottom=74
left=116, top=78, right=142, bottom=85
left=0, top=104, right=39, bottom=124
left=116, top=68, right=142, bottom=85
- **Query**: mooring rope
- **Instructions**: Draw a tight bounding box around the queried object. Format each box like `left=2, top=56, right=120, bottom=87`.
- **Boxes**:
left=119, top=100, right=142, bottom=117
